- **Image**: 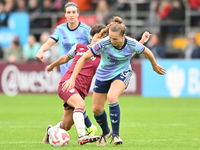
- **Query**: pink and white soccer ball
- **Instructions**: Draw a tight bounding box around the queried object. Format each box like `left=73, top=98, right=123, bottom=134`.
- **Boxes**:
left=49, top=128, right=70, bottom=147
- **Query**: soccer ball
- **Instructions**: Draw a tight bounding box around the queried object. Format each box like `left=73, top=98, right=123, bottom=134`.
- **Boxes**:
left=49, top=128, right=70, bottom=147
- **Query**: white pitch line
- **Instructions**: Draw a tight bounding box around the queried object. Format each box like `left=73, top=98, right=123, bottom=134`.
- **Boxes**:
left=6, top=126, right=42, bottom=128
left=0, top=126, right=43, bottom=128
left=124, top=123, right=188, bottom=127
left=0, top=141, right=77, bottom=145
left=130, top=138, right=199, bottom=142
left=0, top=142, right=41, bottom=144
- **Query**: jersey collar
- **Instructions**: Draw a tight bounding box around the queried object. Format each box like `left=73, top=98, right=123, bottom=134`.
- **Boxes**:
left=113, top=37, right=127, bottom=50
left=66, top=22, right=81, bottom=31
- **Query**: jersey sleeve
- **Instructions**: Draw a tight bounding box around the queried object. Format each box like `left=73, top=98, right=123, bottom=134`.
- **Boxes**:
left=133, top=39, right=145, bottom=54
left=67, top=44, right=78, bottom=58
left=86, top=26, right=91, bottom=44
left=90, top=40, right=104, bottom=55
left=50, top=26, right=59, bottom=42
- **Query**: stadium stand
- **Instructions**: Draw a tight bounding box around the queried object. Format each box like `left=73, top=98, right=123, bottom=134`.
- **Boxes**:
left=0, top=0, right=200, bottom=59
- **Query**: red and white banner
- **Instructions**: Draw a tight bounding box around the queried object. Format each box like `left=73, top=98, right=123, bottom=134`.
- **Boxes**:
left=0, top=62, right=61, bottom=96
left=0, top=61, right=141, bottom=96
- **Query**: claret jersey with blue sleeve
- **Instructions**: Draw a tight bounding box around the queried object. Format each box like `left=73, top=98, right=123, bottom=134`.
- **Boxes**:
left=50, top=22, right=91, bottom=77
left=90, top=36, right=145, bottom=81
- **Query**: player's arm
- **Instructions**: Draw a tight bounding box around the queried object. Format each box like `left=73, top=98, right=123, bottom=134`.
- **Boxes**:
left=36, top=38, right=56, bottom=62
left=142, top=47, right=166, bottom=75
left=62, top=49, right=94, bottom=92
left=132, top=31, right=151, bottom=58
left=46, top=55, right=71, bottom=74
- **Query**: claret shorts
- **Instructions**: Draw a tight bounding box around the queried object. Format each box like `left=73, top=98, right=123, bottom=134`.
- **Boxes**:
left=57, top=82, right=86, bottom=110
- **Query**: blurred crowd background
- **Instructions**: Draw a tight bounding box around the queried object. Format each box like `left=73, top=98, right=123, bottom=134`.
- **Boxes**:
left=0, top=0, right=200, bottom=63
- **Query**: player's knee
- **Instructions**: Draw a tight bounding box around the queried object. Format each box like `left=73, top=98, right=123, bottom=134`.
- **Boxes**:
left=75, top=101, right=85, bottom=109
left=92, top=105, right=103, bottom=114
left=107, top=95, right=118, bottom=103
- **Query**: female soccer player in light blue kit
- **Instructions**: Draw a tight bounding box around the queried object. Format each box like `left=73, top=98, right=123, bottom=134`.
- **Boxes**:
left=36, top=2, right=91, bottom=77
left=56, top=16, right=166, bottom=146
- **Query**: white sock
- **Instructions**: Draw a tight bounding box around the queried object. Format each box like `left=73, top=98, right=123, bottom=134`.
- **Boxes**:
left=48, top=121, right=62, bottom=135
left=73, top=108, right=86, bottom=137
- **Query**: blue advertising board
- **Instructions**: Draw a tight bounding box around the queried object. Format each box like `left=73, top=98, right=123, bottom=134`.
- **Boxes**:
left=142, top=59, right=200, bottom=97
left=0, top=13, right=29, bottom=48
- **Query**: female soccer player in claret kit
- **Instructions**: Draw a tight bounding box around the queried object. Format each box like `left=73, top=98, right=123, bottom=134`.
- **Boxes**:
left=36, top=2, right=97, bottom=137
left=43, top=23, right=150, bottom=145
left=42, top=24, right=105, bottom=145
left=62, top=16, right=166, bottom=146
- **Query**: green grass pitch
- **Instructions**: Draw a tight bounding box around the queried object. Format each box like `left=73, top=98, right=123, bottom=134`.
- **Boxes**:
left=0, top=94, right=199, bottom=150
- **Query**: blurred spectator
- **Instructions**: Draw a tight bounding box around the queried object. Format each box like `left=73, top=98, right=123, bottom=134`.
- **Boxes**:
left=0, top=0, right=16, bottom=27
left=182, top=32, right=200, bottom=59
left=91, top=0, right=99, bottom=10
left=42, top=0, right=56, bottom=12
left=105, top=15, right=114, bottom=25
left=189, top=0, right=200, bottom=26
left=95, top=0, right=110, bottom=24
left=49, top=42, right=60, bottom=62
left=107, top=0, right=117, bottom=5
left=147, top=33, right=166, bottom=58
left=3, top=36, right=23, bottom=62
left=164, top=0, right=185, bottom=32
left=116, top=0, right=131, bottom=11
left=153, top=1, right=185, bottom=41
left=189, top=0, right=200, bottom=10
left=115, top=0, right=131, bottom=29
left=15, top=0, right=28, bottom=12
left=40, top=31, right=60, bottom=62
left=53, top=0, right=64, bottom=11
left=39, top=31, right=51, bottom=62
left=154, top=0, right=172, bottom=19
left=41, top=0, right=56, bottom=28
left=28, top=0, right=42, bottom=28
left=38, top=31, right=59, bottom=62
left=23, top=34, right=41, bottom=61
left=167, top=0, right=185, bottom=20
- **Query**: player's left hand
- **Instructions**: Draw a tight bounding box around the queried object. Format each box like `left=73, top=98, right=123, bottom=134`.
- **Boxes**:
left=152, top=64, right=166, bottom=75
left=46, top=65, right=54, bottom=74
left=62, top=78, right=75, bottom=92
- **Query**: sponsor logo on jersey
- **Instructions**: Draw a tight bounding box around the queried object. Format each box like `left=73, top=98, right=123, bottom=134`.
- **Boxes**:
left=77, top=51, right=86, bottom=56
left=94, top=44, right=101, bottom=51
left=79, top=48, right=85, bottom=51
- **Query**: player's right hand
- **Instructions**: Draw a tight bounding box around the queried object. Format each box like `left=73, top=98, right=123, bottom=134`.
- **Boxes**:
left=36, top=51, right=45, bottom=62
left=62, top=78, right=75, bottom=92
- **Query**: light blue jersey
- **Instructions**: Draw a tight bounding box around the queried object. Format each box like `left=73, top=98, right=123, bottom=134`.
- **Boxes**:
left=90, top=36, right=145, bottom=81
left=50, top=22, right=91, bottom=76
